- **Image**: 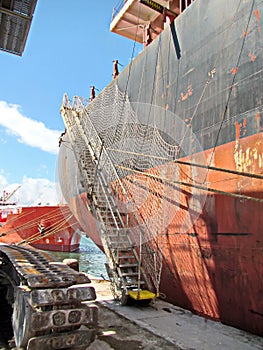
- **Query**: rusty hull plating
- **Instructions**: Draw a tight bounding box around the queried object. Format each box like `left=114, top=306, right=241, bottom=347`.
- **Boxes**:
left=58, top=0, right=263, bottom=336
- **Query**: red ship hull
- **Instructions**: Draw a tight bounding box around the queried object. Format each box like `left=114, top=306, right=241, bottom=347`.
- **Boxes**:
left=59, top=131, right=262, bottom=335
left=156, top=133, right=263, bottom=336
left=0, top=205, right=82, bottom=252
left=57, top=0, right=263, bottom=336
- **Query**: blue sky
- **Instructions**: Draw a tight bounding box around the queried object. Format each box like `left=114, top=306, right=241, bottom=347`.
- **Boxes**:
left=0, top=1, right=142, bottom=205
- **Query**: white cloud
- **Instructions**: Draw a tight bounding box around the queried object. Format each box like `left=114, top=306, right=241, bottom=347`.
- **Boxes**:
left=0, top=172, right=8, bottom=189
left=0, top=101, right=67, bottom=206
left=0, top=101, right=61, bottom=154
left=0, top=176, right=64, bottom=206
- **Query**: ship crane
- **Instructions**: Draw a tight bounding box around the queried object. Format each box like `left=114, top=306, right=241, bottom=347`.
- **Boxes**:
left=0, top=185, right=21, bottom=205
left=4, top=185, right=21, bottom=202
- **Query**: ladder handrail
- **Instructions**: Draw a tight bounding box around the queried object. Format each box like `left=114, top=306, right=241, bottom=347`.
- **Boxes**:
left=60, top=94, right=160, bottom=297
left=61, top=101, right=123, bottom=295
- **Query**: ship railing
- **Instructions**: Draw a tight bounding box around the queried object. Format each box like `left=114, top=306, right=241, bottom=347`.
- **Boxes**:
left=62, top=94, right=90, bottom=111
left=63, top=95, right=159, bottom=294
left=111, top=0, right=196, bottom=22
left=112, top=0, right=128, bottom=20
left=62, top=93, right=72, bottom=109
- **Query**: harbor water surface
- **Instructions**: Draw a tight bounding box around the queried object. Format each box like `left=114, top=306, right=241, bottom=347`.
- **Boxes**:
left=51, top=235, right=107, bottom=278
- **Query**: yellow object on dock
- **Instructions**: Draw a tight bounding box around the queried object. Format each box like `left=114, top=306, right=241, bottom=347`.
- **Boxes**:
left=128, top=290, right=158, bottom=300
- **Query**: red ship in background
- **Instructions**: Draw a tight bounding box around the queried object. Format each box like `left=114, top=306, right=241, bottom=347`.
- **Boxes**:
left=0, top=188, right=83, bottom=252
left=58, top=0, right=263, bottom=337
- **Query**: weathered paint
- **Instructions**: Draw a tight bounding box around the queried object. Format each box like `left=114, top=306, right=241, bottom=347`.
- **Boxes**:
left=58, top=0, right=263, bottom=337
left=0, top=206, right=82, bottom=252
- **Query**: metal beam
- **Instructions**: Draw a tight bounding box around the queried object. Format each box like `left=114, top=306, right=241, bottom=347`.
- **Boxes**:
left=0, top=6, right=32, bottom=21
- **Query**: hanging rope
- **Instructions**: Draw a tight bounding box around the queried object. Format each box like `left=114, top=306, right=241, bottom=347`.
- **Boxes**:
left=117, top=164, right=263, bottom=204
left=2, top=207, right=73, bottom=239
left=16, top=213, right=76, bottom=246
left=108, top=147, right=263, bottom=180
left=176, top=0, right=245, bottom=176
left=207, top=0, right=256, bottom=170
left=2, top=209, right=68, bottom=237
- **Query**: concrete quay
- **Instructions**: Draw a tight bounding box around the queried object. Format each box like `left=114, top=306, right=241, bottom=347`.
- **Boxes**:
left=88, top=276, right=263, bottom=350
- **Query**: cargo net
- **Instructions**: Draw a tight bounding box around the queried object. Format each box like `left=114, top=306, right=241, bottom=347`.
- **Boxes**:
left=63, top=83, right=207, bottom=294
